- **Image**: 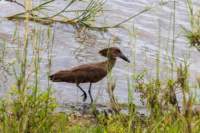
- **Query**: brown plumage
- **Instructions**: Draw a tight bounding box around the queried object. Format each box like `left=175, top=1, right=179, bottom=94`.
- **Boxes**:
left=49, top=47, right=130, bottom=103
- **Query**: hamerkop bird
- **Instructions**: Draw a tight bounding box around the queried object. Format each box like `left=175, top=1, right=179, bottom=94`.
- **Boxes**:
left=49, top=47, right=130, bottom=103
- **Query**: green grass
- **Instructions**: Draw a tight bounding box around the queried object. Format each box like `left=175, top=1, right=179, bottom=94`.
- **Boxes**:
left=183, top=0, right=200, bottom=51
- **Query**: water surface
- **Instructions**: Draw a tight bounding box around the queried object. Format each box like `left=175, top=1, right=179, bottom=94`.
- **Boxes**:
left=0, top=0, right=200, bottom=107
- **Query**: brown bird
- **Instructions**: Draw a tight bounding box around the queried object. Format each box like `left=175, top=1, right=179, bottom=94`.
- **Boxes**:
left=49, top=47, right=130, bottom=103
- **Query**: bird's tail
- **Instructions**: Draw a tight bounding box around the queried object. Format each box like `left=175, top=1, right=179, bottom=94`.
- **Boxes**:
left=49, top=71, right=69, bottom=82
left=49, top=74, right=54, bottom=81
left=49, top=74, right=61, bottom=82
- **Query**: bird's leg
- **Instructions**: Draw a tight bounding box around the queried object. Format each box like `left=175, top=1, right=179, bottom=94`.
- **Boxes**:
left=77, top=84, right=87, bottom=102
left=88, top=83, right=93, bottom=104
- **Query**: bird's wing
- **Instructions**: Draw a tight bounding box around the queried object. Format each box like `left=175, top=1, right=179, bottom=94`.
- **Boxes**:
left=71, top=65, right=107, bottom=83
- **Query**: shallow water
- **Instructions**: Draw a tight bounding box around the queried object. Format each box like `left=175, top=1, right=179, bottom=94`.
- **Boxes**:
left=0, top=0, right=200, bottom=108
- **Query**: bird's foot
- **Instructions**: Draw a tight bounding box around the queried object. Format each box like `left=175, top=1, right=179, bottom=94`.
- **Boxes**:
left=81, top=93, right=87, bottom=102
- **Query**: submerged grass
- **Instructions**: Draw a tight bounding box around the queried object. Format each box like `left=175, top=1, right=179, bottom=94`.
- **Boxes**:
left=0, top=0, right=200, bottom=133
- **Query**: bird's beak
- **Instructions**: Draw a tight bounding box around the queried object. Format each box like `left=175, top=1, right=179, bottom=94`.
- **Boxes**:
left=119, top=53, right=130, bottom=63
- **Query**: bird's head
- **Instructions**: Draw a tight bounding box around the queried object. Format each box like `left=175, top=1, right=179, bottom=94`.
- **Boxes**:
left=99, top=47, right=130, bottom=63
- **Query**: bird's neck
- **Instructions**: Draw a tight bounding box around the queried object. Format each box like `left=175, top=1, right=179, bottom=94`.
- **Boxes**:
left=105, top=57, right=116, bottom=72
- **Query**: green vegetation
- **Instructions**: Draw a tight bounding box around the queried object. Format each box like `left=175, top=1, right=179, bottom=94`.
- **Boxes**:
left=0, top=0, right=200, bottom=132
left=183, top=0, right=200, bottom=51
left=7, top=0, right=106, bottom=30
